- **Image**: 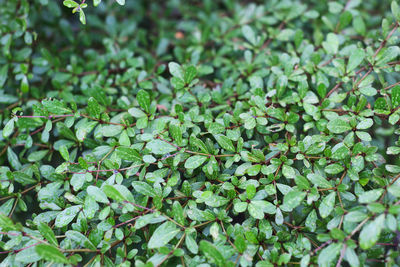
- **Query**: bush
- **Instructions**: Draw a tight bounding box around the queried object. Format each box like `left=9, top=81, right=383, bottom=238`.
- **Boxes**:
left=1, top=0, right=400, bottom=266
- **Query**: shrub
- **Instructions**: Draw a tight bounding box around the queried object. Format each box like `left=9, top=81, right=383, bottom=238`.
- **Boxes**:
left=1, top=0, right=400, bottom=266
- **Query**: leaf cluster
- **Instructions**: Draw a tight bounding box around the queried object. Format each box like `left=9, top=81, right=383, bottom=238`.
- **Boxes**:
left=1, top=0, right=400, bottom=266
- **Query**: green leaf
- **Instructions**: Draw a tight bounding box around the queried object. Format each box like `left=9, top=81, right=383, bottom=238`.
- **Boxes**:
left=356, top=131, right=371, bottom=141
left=63, top=0, right=79, bottom=8
left=242, top=25, right=257, bottom=45
left=234, top=235, right=247, bottom=254
left=347, top=48, right=365, bottom=72
left=356, top=118, right=373, bottom=129
left=391, top=85, right=400, bottom=107
left=93, top=0, right=101, bottom=6
left=59, top=145, right=69, bottom=161
left=386, top=164, right=400, bottom=173
left=345, top=247, right=360, bottom=267
left=322, top=33, right=339, bottom=54
left=282, top=164, right=296, bottom=178
left=169, top=123, right=182, bottom=145
left=392, top=1, right=400, bottom=21
left=87, top=186, right=110, bottom=204
left=42, top=99, right=71, bottom=114
left=171, top=77, right=185, bottom=89
left=353, top=16, right=366, bottom=35
left=317, top=243, right=342, bottom=266
left=2, top=118, right=15, bottom=138
left=358, top=189, right=383, bottom=203
left=132, top=181, right=156, bottom=197
left=137, top=89, right=150, bottom=113
left=199, top=240, right=226, bottom=267
left=307, top=173, right=332, bottom=188
left=146, top=139, right=177, bottom=155
left=35, top=244, right=69, bottom=264
left=116, top=0, right=125, bottom=5
left=338, top=11, right=352, bottom=31
left=168, top=62, right=184, bottom=80
left=103, top=185, right=126, bottom=202
left=66, top=230, right=97, bottom=250
left=148, top=221, right=180, bottom=249
left=185, top=231, right=198, bottom=254
left=248, top=202, right=264, bottom=219
left=38, top=222, right=58, bottom=246
left=13, top=172, right=36, bottom=185
left=79, top=9, right=86, bottom=24
left=246, top=184, right=256, bottom=199
left=376, top=46, right=400, bottom=66
left=184, top=66, right=197, bottom=84
left=283, top=190, right=306, bottom=211
left=327, top=118, right=352, bottom=133
left=0, top=213, right=17, bottom=231
left=87, top=97, right=101, bottom=118
left=15, top=240, right=42, bottom=263
left=101, top=124, right=122, bottom=138
left=8, top=147, right=22, bottom=170
left=359, top=214, right=385, bottom=249
left=325, top=164, right=344, bottom=174
left=345, top=211, right=368, bottom=223
left=55, top=205, right=81, bottom=228
left=115, top=147, right=142, bottom=162
left=184, top=155, right=207, bottom=169
left=319, top=192, right=336, bottom=218
left=0, top=65, right=9, bottom=88
left=27, top=150, right=49, bottom=162
left=214, top=135, right=235, bottom=152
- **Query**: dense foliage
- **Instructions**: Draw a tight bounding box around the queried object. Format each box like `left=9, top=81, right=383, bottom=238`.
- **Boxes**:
left=1, top=0, right=400, bottom=266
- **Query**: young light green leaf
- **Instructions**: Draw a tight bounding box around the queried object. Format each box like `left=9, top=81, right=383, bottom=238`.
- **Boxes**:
left=79, top=9, right=86, bottom=24
left=63, top=0, right=79, bottom=8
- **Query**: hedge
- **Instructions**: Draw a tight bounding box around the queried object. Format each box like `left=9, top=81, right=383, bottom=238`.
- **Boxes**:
left=1, top=0, right=400, bottom=266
